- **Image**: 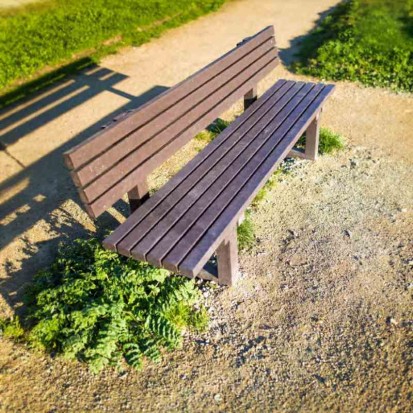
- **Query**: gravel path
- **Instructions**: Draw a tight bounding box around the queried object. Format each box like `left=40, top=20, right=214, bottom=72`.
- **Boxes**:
left=0, top=0, right=412, bottom=411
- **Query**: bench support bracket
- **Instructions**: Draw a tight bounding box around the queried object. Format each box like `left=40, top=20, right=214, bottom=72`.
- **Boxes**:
left=305, top=110, right=321, bottom=160
left=244, top=87, right=257, bottom=111
left=216, top=226, right=239, bottom=286
left=128, top=180, right=149, bottom=214
left=287, top=110, right=322, bottom=160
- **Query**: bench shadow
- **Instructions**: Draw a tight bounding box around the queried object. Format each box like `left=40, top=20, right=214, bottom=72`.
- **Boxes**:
left=0, top=68, right=169, bottom=314
left=278, top=4, right=339, bottom=67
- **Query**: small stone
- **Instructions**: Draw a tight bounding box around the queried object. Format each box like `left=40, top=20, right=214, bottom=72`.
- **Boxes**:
left=344, top=230, right=352, bottom=238
left=386, top=317, right=398, bottom=326
left=214, top=393, right=222, bottom=402
left=288, top=229, right=298, bottom=238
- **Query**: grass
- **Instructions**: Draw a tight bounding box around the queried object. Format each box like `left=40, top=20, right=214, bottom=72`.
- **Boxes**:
left=296, top=127, right=345, bottom=155
left=194, top=118, right=232, bottom=150
left=293, top=0, right=413, bottom=92
left=0, top=0, right=227, bottom=106
left=237, top=213, right=256, bottom=251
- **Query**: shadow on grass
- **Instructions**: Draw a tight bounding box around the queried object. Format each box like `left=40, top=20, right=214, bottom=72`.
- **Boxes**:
left=0, top=57, right=97, bottom=110
left=0, top=64, right=169, bottom=314
left=278, top=3, right=341, bottom=67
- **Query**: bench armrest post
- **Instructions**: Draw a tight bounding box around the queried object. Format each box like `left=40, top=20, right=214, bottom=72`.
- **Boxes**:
left=244, top=86, right=257, bottom=111
left=128, top=180, right=149, bottom=214
left=305, top=110, right=322, bottom=161
left=216, top=226, right=239, bottom=286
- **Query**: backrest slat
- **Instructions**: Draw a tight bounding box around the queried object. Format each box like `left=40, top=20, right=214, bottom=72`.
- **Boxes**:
left=64, top=26, right=279, bottom=218
left=75, top=38, right=275, bottom=190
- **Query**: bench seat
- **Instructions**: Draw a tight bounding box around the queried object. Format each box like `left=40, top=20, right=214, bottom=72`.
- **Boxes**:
left=103, top=79, right=334, bottom=282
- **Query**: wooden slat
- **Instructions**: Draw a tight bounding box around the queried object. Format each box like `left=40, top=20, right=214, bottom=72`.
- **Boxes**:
left=177, top=85, right=335, bottom=277
left=75, top=39, right=276, bottom=187
left=86, top=54, right=279, bottom=218
left=63, top=26, right=275, bottom=170
left=103, top=79, right=291, bottom=251
left=111, top=80, right=299, bottom=256
left=140, top=83, right=318, bottom=267
left=80, top=49, right=277, bottom=203
left=129, top=82, right=312, bottom=263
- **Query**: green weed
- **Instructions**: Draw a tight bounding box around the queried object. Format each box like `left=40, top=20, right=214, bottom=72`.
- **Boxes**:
left=0, top=316, right=25, bottom=340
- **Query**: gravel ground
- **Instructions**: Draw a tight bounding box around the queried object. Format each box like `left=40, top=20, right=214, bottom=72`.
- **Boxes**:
left=0, top=0, right=412, bottom=411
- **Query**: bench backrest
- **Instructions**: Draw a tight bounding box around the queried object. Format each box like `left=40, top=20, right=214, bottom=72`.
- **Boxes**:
left=64, top=26, right=279, bottom=219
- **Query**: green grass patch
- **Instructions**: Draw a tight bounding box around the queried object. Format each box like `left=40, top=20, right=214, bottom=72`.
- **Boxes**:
left=10, top=238, right=209, bottom=373
left=194, top=118, right=232, bottom=151
left=293, top=0, right=413, bottom=92
left=237, top=213, right=255, bottom=251
left=0, top=0, right=227, bottom=104
left=296, top=127, right=345, bottom=155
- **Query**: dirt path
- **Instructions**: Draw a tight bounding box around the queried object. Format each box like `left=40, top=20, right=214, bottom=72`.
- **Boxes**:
left=1, top=0, right=412, bottom=411
left=0, top=0, right=39, bottom=9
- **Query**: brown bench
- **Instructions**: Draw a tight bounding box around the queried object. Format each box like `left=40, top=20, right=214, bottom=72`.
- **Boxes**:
left=64, top=26, right=334, bottom=286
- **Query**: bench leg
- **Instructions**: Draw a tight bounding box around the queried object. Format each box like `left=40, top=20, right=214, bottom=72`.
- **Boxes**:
left=244, top=86, right=257, bottom=111
left=305, top=111, right=321, bottom=161
left=216, top=227, right=239, bottom=286
left=127, top=180, right=149, bottom=214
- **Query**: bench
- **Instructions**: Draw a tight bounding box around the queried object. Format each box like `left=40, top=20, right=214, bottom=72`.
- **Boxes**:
left=64, top=26, right=334, bottom=286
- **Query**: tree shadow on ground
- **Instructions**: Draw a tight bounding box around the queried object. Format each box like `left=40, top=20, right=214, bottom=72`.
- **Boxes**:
left=0, top=65, right=169, bottom=314
left=278, top=4, right=339, bottom=67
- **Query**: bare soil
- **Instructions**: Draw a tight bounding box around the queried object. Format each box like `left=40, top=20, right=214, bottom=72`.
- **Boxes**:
left=0, top=0, right=412, bottom=411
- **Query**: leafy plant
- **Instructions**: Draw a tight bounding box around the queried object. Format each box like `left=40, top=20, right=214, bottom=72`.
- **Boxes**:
left=0, top=316, right=25, bottom=340
left=23, top=238, right=208, bottom=373
left=293, top=0, right=413, bottom=92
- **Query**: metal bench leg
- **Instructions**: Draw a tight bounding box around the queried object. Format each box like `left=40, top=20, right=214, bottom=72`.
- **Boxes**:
left=216, top=226, right=239, bottom=286
left=128, top=180, right=149, bottom=213
left=305, top=110, right=322, bottom=161
left=244, top=86, right=257, bottom=110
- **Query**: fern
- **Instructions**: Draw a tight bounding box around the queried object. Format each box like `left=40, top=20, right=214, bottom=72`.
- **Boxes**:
left=123, top=343, right=143, bottom=369
left=20, top=237, right=208, bottom=373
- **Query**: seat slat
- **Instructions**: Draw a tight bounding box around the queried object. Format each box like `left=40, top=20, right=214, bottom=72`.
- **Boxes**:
left=103, top=79, right=290, bottom=252
left=113, top=80, right=300, bottom=256
left=129, top=82, right=312, bottom=263
left=141, top=83, right=318, bottom=267
left=75, top=39, right=276, bottom=187
left=85, top=54, right=279, bottom=217
left=177, top=85, right=335, bottom=277
left=64, top=26, right=275, bottom=171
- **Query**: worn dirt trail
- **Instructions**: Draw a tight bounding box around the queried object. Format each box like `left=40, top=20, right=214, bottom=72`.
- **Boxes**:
left=1, top=0, right=412, bottom=411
